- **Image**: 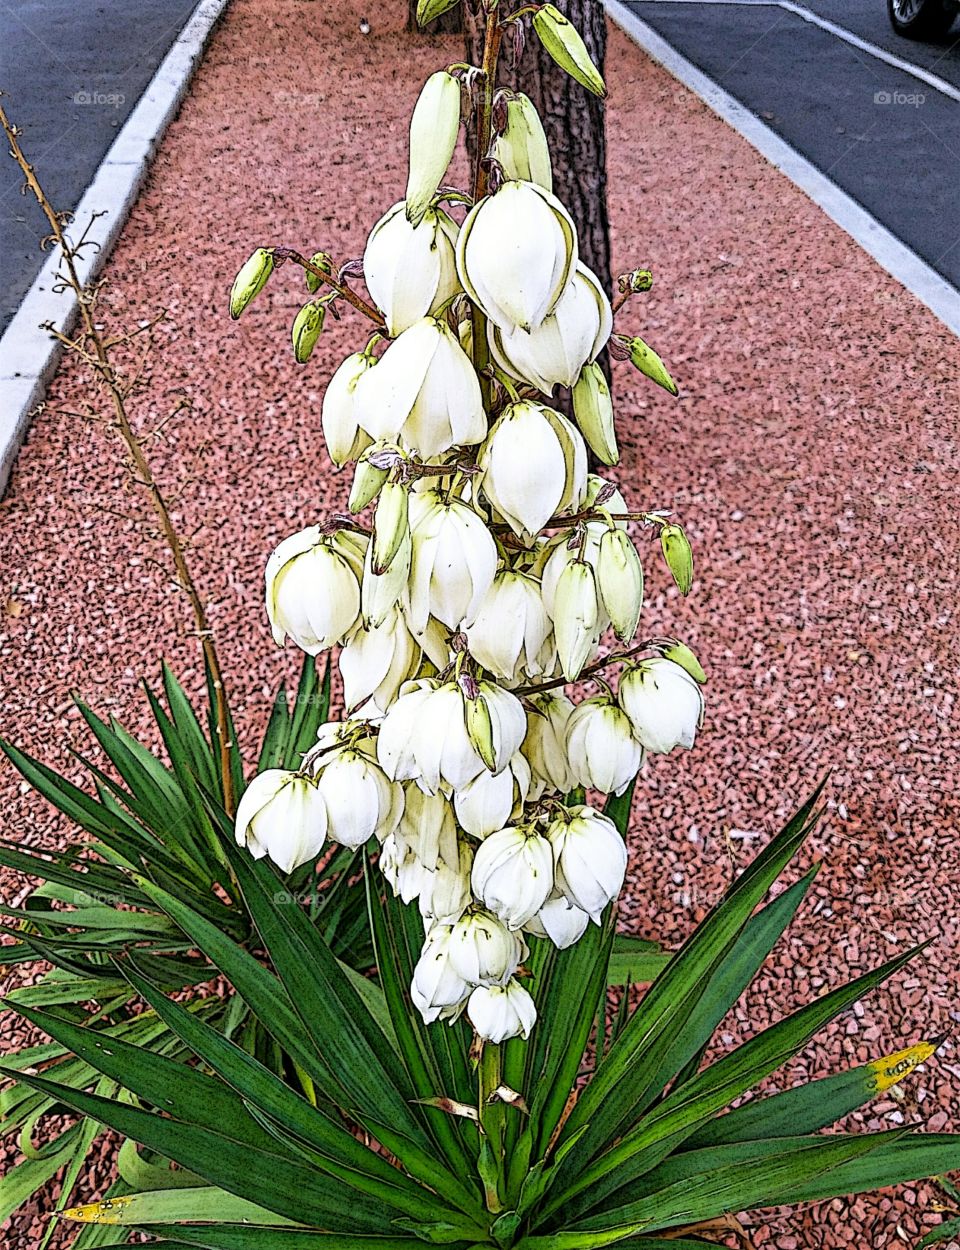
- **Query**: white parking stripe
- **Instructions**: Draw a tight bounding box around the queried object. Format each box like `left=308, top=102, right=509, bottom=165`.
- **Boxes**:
left=603, top=0, right=960, bottom=335
left=624, top=0, right=960, bottom=102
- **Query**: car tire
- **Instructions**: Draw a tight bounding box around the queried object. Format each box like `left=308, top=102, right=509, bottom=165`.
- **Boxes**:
left=887, top=0, right=957, bottom=37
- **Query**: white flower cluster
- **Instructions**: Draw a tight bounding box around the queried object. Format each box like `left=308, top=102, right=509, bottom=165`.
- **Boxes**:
left=233, top=75, right=704, bottom=1043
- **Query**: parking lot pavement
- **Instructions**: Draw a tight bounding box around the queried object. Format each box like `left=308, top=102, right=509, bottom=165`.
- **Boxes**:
left=0, top=0, right=199, bottom=334
left=624, top=0, right=960, bottom=289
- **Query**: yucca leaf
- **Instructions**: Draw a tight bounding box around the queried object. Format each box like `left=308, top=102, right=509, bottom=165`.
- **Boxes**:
left=550, top=940, right=929, bottom=1221
left=145, top=1231, right=433, bottom=1249
left=63, top=1186, right=301, bottom=1226
left=288, top=656, right=331, bottom=765
left=605, top=936, right=671, bottom=987
left=571, top=1130, right=901, bottom=1232
left=555, top=783, right=825, bottom=1165
left=682, top=1037, right=942, bottom=1150
left=120, top=960, right=461, bottom=1225
left=771, top=1133, right=960, bottom=1206
left=0, top=1123, right=84, bottom=1222
left=161, top=664, right=222, bottom=797
left=3, top=1067, right=402, bottom=1232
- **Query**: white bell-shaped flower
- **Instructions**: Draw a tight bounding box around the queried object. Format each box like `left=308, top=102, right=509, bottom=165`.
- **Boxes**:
left=321, top=352, right=375, bottom=467
left=363, top=202, right=460, bottom=337
left=456, top=180, right=578, bottom=333
left=524, top=891, right=590, bottom=949
left=596, top=528, right=644, bottom=642
left=234, top=770, right=327, bottom=873
left=551, top=559, right=602, bottom=682
left=565, top=693, right=643, bottom=796
left=548, top=805, right=627, bottom=923
left=490, top=263, right=612, bottom=393
left=339, top=606, right=420, bottom=714
left=352, top=317, right=485, bottom=459
left=447, top=909, right=525, bottom=985
left=478, top=401, right=587, bottom=540
left=465, top=571, right=553, bottom=683
left=361, top=524, right=412, bottom=630
left=471, top=824, right=555, bottom=929
left=313, top=747, right=403, bottom=849
left=454, top=751, right=531, bottom=838
left=467, top=979, right=537, bottom=1042
left=618, top=658, right=705, bottom=754
left=379, top=830, right=427, bottom=905
left=418, top=836, right=473, bottom=926
left=374, top=679, right=437, bottom=785
left=411, top=924, right=470, bottom=1025
left=398, top=783, right=459, bottom=873
left=265, top=527, right=365, bottom=655
left=406, top=489, right=497, bottom=631
left=521, top=691, right=577, bottom=795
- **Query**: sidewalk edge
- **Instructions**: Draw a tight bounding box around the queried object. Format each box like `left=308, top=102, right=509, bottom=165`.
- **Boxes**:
left=0, top=0, right=232, bottom=497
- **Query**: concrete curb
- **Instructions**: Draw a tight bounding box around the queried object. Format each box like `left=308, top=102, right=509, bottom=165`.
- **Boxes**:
left=0, top=0, right=232, bottom=497
left=603, top=0, right=960, bottom=338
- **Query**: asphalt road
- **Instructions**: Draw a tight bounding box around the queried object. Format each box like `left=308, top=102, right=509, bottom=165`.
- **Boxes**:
left=0, top=0, right=199, bottom=334
left=625, top=0, right=960, bottom=289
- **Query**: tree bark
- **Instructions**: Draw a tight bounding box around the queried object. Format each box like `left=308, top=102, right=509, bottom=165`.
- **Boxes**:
left=464, top=0, right=611, bottom=300
left=407, top=1, right=464, bottom=34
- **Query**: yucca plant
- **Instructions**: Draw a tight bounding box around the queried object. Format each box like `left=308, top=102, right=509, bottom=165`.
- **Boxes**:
left=4, top=781, right=958, bottom=1248
left=0, top=655, right=372, bottom=1232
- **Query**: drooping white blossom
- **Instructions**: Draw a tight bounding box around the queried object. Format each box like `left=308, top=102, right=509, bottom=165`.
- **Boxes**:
left=548, top=806, right=628, bottom=923
left=364, top=202, right=460, bottom=337
left=465, top=571, right=553, bottom=683
left=265, top=528, right=365, bottom=655
left=471, top=824, right=554, bottom=929
left=406, top=489, right=497, bottom=631
left=618, top=658, right=705, bottom=754
left=565, top=693, right=643, bottom=796
left=234, top=770, right=328, bottom=873
left=467, top=979, right=537, bottom=1042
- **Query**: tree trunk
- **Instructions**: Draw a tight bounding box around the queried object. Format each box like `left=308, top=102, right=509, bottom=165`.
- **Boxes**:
left=464, top=0, right=611, bottom=300
left=407, top=1, right=464, bottom=34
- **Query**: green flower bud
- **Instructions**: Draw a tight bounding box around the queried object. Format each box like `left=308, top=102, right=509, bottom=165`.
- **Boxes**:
left=572, top=362, right=619, bottom=465
left=415, top=0, right=460, bottom=26
left=597, top=528, right=643, bottom=641
left=305, top=250, right=333, bottom=294
left=406, top=71, right=462, bottom=227
left=532, top=4, right=606, bottom=99
left=292, top=301, right=325, bottom=364
left=625, top=335, right=678, bottom=396
left=492, top=93, right=553, bottom=192
left=229, top=247, right=273, bottom=320
left=465, top=691, right=497, bottom=773
left=661, top=639, right=706, bottom=684
left=372, top=481, right=409, bottom=575
left=349, top=445, right=391, bottom=513
left=660, top=523, right=693, bottom=595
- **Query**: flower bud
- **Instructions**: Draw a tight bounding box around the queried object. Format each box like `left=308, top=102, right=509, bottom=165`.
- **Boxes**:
left=265, top=527, right=363, bottom=655
left=372, top=482, right=409, bottom=575
left=521, top=691, right=577, bottom=794
left=361, top=522, right=412, bottom=628
left=465, top=571, right=553, bottom=683
left=572, top=362, right=618, bottom=466
left=454, top=752, right=531, bottom=838
left=548, top=805, right=627, bottom=923
left=478, top=402, right=587, bottom=540
left=456, top=180, right=578, bottom=333
left=349, top=445, right=392, bottom=514
left=491, top=92, right=552, bottom=191
left=229, top=247, right=273, bottom=319
left=339, top=605, right=420, bottom=714
left=234, top=769, right=327, bottom=873
left=411, top=925, right=470, bottom=1025
left=532, top=5, right=606, bottom=98
left=625, top=335, right=679, bottom=396
left=448, top=910, right=524, bottom=985
left=660, top=523, right=694, bottom=595
left=618, top=658, right=704, bottom=754
left=524, top=892, right=589, bottom=949
left=304, top=250, right=332, bottom=295
left=490, top=263, right=611, bottom=393
left=405, top=71, right=462, bottom=227
left=364, top=203, right=460, bottom=337
left=418, top=837, right=473, bottom=926
left=467, top=979, right=537, bottom=1042
left=314, top=749, right=403, bottom=848
left=661, top=639, right=707, bottom=685
left=406, top=489, right=497, bottom=631
left=353, top=318, right=485, bottom=459
left=471, top=824, right=554, bottom=929
left=416, top=0, right=460, bottom=25
left=552, top=559, right=601, bottom=681
left=292, top=300, right=325, bottom=364
left=597, top=528, right=644, bottom=642
left=565, top=693, right=642, bottom=796
left=322, top=352, right=375, bottom=468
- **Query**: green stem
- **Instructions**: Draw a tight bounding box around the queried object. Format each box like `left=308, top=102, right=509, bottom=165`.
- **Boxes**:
left=471, top=8, right=503, bottom=417
left=479, top=1042, right=505, bottom=1211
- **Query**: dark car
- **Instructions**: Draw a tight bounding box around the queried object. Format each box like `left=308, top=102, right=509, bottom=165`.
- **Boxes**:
left=888, top=0, right=958, bottom=36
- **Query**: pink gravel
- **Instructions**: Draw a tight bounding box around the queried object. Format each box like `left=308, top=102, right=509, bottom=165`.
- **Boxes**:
left=2, top=1, right=959, bottom=1247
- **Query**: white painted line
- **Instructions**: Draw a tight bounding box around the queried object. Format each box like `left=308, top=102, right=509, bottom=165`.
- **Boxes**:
left=603, top=0, right=960, bottom=337
left=0, top=0, right=232, bottom=497
left=625, top=0, right=960, bottom=103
